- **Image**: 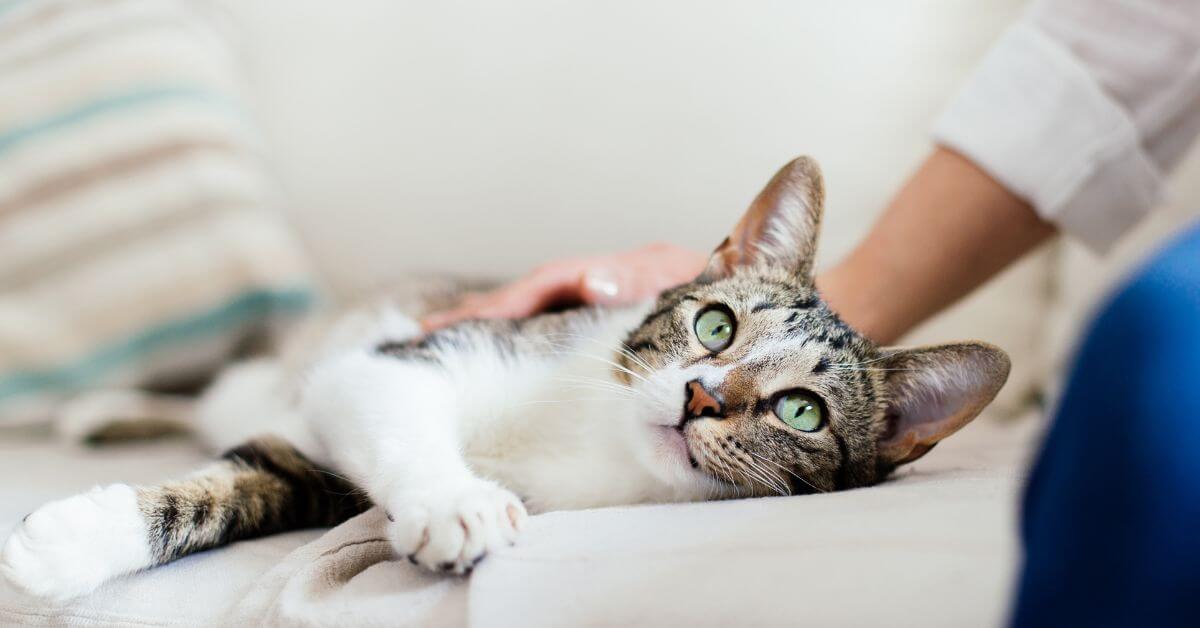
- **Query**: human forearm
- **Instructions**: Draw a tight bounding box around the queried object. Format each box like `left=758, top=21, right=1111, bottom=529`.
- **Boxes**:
left=816, top=146, right=1056, bottom=345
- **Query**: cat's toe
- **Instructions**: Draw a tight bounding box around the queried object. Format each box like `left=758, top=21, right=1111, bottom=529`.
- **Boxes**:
left=1, top=485, right=150, bottom=601
left=388, top=481, right=526, bottom=575
left=385, top=506, right=431, bottom=558
left=457, top=487, right=524, bottom=559
left=410, top=508, right=467, bottom=573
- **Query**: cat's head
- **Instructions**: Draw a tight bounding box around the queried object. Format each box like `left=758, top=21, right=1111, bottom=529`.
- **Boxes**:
left=618, top=156, right=1010, bottom=496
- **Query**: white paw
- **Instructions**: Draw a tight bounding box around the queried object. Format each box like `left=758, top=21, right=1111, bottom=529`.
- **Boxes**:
left=386, top=480, right=527, bottom=575
left=1, top=485, right=152, bottom=601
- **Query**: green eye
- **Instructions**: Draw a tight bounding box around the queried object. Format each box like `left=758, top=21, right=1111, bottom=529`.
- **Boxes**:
left=774, top=391, right=824, bottom=432
left=694, top=307, right=736, bottom=352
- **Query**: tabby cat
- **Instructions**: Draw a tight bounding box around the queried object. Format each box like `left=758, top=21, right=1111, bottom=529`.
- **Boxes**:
left=1, top=157, right=1009, bottom=600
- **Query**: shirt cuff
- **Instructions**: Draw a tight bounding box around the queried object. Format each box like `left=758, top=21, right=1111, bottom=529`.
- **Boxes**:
left=932, top=22, right=1165, bottom=253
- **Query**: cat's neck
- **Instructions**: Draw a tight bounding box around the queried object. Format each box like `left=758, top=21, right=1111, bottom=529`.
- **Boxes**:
left=460, top=303, right=698, bottom=511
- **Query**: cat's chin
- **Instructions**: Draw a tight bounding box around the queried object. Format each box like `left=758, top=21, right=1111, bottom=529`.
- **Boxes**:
left=650, top=425, right=691, bottom=465
left=635, top=423, right=714, bottom=495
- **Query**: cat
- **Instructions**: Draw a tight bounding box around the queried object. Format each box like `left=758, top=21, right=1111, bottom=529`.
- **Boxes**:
left=0, top=156, right=1009, bottom=601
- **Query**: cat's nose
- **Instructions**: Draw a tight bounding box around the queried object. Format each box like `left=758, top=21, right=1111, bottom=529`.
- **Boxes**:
left=684, top=379, right=724, bottom=421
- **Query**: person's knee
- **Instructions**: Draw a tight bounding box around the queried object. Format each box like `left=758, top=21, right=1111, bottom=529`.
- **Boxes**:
left=1119, top=226, right=1200, bottom=313
left=1090, top=230, right=1200, bottom=354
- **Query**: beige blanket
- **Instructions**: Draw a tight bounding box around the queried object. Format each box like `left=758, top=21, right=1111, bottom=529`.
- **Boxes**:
left=225, top=509, right=465, bottom=628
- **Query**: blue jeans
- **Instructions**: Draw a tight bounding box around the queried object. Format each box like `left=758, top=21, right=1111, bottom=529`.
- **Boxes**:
left=1012, top=224, right=1200, bottom=627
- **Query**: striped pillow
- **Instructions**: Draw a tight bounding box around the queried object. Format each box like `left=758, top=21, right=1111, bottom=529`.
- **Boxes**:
left=0, top=0, right=316, bottom=423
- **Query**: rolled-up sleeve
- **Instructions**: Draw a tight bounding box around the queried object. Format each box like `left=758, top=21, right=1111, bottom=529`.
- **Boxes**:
left=933, top=0, right=1200, bottom=253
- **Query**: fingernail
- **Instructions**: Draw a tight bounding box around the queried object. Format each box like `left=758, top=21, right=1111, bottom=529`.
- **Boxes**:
left=583, top=269, right=620, bottom=301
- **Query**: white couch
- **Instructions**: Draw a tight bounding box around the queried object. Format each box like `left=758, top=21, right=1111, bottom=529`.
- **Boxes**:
left=0, top=416, right=1041, bottom=627
left=3, top=0, right=1199, bottom=625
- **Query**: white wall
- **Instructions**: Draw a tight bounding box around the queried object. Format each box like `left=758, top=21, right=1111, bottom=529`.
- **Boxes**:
left=220, top=0, right=1030, bottom=293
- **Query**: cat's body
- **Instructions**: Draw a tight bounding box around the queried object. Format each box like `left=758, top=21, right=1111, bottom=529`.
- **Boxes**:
left=0, top=157, right=1011, bottom=601
left=211, top=299, right=723, bottom=512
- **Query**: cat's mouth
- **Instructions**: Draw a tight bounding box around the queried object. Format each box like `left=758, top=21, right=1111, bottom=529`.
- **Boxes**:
left=673, top=411, right=708, bottom=468
left=673, top=424, right=703, bottom=469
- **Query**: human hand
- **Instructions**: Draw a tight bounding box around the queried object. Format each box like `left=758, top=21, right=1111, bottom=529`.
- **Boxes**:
left=421, top=242, right=707, bottom=331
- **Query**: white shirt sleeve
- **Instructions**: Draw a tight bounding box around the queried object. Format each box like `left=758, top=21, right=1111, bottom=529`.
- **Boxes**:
left=932, top=0, right=1200, bottom=252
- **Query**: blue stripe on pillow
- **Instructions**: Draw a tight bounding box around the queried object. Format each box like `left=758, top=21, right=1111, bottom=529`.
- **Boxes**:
left=0, top=84, right=247, bottom=157
left=0, top=286, right=315, bottom=405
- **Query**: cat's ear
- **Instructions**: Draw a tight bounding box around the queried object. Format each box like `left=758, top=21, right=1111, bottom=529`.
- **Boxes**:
left=698, top=156, right=825, bottom=283
left=875, top=342, right=1010, bottom=467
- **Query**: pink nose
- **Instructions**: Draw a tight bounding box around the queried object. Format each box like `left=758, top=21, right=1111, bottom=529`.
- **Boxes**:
left=684, top=380, right=724, bottom=420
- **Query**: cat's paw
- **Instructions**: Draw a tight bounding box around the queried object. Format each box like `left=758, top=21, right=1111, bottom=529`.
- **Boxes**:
left=386, top=480, right=527, bottom=575
left=1, top=485, right=151, bottom=601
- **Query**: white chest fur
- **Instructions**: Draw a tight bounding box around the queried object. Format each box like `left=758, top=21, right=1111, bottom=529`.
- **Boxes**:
left=439, top=308, right=692, bottom=512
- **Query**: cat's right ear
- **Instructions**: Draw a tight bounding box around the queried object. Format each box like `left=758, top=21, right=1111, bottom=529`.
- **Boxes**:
left=697, top=156, right=825, bottom=284
left=874, top=342, right=1011, bottom=468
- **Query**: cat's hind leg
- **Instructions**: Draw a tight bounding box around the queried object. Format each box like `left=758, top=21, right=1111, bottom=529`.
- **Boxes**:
left=55, top=389, right=195, bottom=445
left=55, top=358, right=318, bottom=458
left=1, top=436, right=368, bottom=601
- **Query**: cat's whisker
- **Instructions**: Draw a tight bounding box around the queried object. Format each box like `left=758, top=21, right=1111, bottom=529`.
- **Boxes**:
left=555, top=377, right=635, bottom=392
left=744, top=449, right=826, bottom=494
left=540, top=334, right=657, bottom=382
left=561, top=387, right=635, bottom=400
left=560, top=387, right=635, bottom=400
left=716, top=468, right=742, bottom=497
left=624, top=350, right=652, bottom=377
left=568, top=350, right=648, bottom=386
left=616, top=341, right=655, bottom=372
left=717, top=444, right=783, bottom=497
left=613, top=347, right=652, bottom=374
left=552, top=375, right=641, bottom=398
left=530, top=343, right=652, bottom=389
left=710, top=438, right=782, bottom=496
left=733, top=466, right=767, bottom=496
left=711, top=458, right=742, bottom=495
left=723, top=463, right=759, bottom=497
left=744, top=451, right=820, bottom=497
left=695, top=444, right=742, bottom=496
left=742, top=457, right=789, bottom=496
left=705, top=476, right=723, bottom=500
left=691, top=459, right=723, bottom=499
left=553, top=332, right=655, bottom=373
left=554, top=351, right=651, bottom=384
left=552, top=373, right=636, bottom=390
left=562, top=381, right=634, bottom=393
left=734, top=446, right=789, bottom=496
left=516, top=397, right=632, bottom=407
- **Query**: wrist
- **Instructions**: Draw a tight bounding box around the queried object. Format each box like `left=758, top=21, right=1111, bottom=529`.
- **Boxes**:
left=817, top=252, right=907, bottom=345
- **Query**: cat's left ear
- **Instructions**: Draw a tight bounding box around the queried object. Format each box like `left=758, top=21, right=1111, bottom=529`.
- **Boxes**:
left=698, top=156, right=825, bottom=283
left=875, top=342, right=1011, bottom=467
